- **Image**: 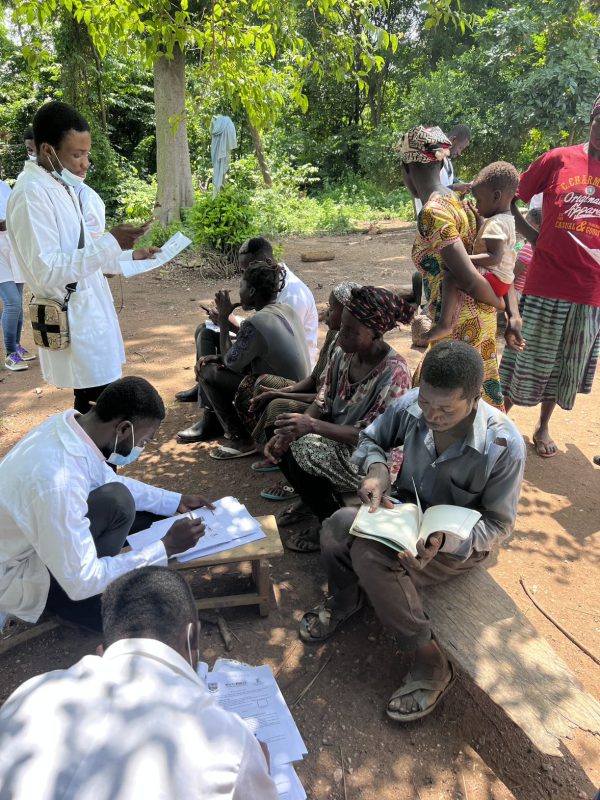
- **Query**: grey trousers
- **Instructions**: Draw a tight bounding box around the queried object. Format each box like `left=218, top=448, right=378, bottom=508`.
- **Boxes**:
left=321, top=507, right=488, bottom=650
left=45, top=483, right=163, bottom=631
left=198, top=362, right=246, bottom=439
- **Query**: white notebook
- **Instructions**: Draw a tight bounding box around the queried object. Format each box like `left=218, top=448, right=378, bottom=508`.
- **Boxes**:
left=350, top=483, right=480, bottom=556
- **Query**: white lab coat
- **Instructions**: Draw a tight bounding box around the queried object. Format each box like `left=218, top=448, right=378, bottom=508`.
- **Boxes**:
left=7, top=162, right=127, bottom=389
left=74, top=182, right=106, bottom=237
left=0, top=638, right=279, bottom=800
left=0, top=410, right=180, bottom=623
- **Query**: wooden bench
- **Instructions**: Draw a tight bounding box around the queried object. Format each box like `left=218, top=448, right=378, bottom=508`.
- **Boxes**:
left=423, top=565, right=600, bottom=757
left=172, top=514, right=283, bottom=617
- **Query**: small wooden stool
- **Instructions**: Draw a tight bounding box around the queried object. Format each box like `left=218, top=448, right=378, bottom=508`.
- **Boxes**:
left=172, top=515, right=283, bottom=617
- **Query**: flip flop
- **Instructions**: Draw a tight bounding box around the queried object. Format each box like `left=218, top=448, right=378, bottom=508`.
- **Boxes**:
left=532, top=436, right=558, bottom=459
left=260, top=481, right=298, bottom=501
left=251, top=459, right=281, bottom=473
left=299, top=598, right=364, bottom=643
left=285, top=527, right=321, bottom=553
left=386, top=662, right=456, bottom=723
left=209, top=445, right=257, bottom=461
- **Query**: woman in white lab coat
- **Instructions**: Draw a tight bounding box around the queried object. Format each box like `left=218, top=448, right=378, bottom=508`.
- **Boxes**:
left=8, top=101, right=153, bottom=412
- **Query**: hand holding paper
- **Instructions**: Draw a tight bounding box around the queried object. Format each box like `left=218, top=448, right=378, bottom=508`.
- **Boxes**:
left=119, top=231, right=192, bottom=278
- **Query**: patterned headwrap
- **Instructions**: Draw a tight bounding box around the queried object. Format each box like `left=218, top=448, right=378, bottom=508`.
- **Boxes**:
left=346, top=285, right=414, bottom=334
left=592, top=92, right=600, bottom=119
left=333, top=281, right=361, bottom=307
left=398, top=126, right=452, bottom=165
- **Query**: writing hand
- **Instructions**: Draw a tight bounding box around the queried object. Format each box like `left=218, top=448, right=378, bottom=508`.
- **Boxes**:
left=162, top=518, right=206, bottom=558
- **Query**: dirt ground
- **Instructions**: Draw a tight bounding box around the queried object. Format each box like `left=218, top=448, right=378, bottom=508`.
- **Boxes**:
left=1, top=223, right=599, bottom=800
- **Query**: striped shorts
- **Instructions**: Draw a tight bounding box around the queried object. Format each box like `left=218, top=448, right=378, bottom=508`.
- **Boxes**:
left=499, top=295, right=600, bottom=410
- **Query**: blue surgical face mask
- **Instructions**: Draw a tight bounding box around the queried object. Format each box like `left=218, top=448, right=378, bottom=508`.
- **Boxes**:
left=49, top=146, right=85, bottom=188
left=27, top=154, right=37, bottom=162
left=107, top=422, right=144, bottom=467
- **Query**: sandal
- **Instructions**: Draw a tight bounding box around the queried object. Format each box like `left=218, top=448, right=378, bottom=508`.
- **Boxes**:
left=285, top=527, right=321, bottom=553
left=532, top=436, right=558, bottom=459
left=261, top=481, right=298, bottom=501
left=209, top=445, right=257, bottom=461
left=386, top=662, right=456, bottom=723
left=299, top=597, right=364, bottom=643
left=278, top=501, right=314, bottom=526
left=251, top=459, right=281, bottom=473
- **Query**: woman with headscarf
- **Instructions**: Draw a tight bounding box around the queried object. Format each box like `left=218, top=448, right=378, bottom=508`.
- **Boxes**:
left=399, top=126, right=506, bottom=409
left=501, top=93, right=600, bottom=460
left=263, top=285, right=413, bottom=552
left=233, top=283, right=360, bottom=507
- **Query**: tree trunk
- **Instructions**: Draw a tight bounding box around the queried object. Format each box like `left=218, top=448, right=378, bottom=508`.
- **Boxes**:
left=154, top=46, right=195, bottom=224
left=248, top=120, right=273, bottom=187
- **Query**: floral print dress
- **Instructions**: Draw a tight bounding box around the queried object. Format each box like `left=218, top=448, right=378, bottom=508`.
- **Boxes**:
left=290, top=346, right=412, bottom=491
left=413, top=191, right=505, bottom=410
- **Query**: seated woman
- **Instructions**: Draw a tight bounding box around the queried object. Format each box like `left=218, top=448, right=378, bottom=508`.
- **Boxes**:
left=196, top=262, right=311, bottom=460
left=263, top=285, right=413, bottom=552
left=233, top=282, right=359, bottom=508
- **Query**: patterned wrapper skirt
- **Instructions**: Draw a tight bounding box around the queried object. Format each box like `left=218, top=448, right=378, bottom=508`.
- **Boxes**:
left=234, top=374, right=309, bottom=443
left=500, top=295, right=600, bottom=410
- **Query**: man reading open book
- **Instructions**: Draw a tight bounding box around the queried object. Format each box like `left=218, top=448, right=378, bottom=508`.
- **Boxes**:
left=298, top=341, right=525, bottom=723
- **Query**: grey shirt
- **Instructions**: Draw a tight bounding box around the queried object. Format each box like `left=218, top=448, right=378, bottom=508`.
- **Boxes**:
left=352, top=388, right=526, bottom=560
left=224, top=303, right=310, bottom=381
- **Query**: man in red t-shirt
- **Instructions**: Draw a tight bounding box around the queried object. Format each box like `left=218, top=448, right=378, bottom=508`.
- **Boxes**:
left=500, top=92, right=600, bottom=458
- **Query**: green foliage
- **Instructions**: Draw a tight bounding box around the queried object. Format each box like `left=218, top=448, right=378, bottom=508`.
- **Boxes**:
left=111, top=170, right=157, bottom=222
left=189, top=186, right=256, bottom=251
left=184, top=164, right=414, bottom=254
left=147, top=219, right=190, bottom=247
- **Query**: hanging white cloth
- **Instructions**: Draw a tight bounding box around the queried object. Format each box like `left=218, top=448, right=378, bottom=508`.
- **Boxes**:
left=211, top=115, right=237, bottom=198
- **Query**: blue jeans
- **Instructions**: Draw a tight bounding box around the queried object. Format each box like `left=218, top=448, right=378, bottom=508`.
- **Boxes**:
left=0, top=281, right=24, bottom=355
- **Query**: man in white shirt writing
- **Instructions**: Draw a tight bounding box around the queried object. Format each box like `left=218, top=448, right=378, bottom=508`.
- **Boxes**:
left=0, top=567, right=278, bottom=800
left=0, top=376, right=212, bottom=632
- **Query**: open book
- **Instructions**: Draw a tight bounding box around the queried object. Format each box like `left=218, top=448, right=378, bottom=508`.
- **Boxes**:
left=349, top=483, right=481, bottom=556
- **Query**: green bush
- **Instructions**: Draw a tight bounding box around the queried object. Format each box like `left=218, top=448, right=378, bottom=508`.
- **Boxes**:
left=113, top=171, right=158, bottom=223
left=147, top=220, right=191, bottom=247
left=189, top=185, right=257, bottom=251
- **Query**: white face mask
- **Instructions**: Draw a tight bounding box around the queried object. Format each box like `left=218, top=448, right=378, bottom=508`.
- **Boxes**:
left=49, top=146, right=85, bottom=187
left=27, top=154, right=37, bottom=162
left=106, top=422, right=144, bottom=467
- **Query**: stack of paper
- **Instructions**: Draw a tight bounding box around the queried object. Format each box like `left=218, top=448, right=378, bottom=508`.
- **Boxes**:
left=202, top=658, right=307, bottom=800
left=126, top=496, right=266, bottom=562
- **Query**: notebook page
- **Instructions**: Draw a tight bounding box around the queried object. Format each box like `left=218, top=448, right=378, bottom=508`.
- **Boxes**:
left=350, top=503, right=421, bottom=554
left=419, top=505, right=481, bottom=541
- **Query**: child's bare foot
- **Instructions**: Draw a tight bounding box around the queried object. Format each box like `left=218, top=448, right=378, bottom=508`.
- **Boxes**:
left=418, top=322, right=452, bottom=345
